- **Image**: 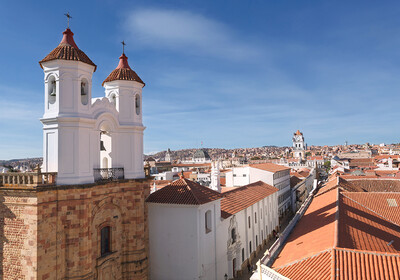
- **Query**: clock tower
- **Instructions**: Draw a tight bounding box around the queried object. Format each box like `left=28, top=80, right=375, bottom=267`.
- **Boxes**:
left=292, top=130, right=305, bottom=160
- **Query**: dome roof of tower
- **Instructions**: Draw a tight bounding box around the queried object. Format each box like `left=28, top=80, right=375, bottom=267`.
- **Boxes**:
left=102, top=53, right=145, bottom=86
left=39, top=28, right=97, bottom=71
left=193, top=149, right=211, bottom=159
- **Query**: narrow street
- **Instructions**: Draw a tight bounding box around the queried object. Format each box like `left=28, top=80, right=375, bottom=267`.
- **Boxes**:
left=234, top=213, right=294, bottom=280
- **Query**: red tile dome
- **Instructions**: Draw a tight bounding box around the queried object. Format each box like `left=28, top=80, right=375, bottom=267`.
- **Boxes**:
left=39, top=28, right=97, bottom=71
left=102, top=54, right=144, bottom=86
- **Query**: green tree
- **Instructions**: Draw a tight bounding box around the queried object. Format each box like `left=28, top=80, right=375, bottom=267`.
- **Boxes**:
left=323, top=160, right=331, bottom=171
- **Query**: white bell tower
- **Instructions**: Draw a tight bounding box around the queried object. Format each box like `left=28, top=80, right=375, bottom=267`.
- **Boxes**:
left=292, top=130, right=305, bottom=160
left=40, top=28, right=97, bottom=185
left=39, top=24, right=146, bottom=185
left=102, top=50, right=145, bottom=179
left=210, top=160, right=221, bottom=192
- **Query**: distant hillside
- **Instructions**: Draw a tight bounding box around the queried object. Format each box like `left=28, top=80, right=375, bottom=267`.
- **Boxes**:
left=145, top=146, right=288, bottom=161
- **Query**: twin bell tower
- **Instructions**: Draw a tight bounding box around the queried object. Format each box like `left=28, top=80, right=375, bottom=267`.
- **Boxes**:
left=39, top=24, right=145, bottom=185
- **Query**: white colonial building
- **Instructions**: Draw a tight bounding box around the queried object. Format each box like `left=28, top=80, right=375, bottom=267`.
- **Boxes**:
left=147, top=178, right=279, bottom=280
left=39, top=28, right=145, bottom=185
left=225, top=163, right=291, bottom=219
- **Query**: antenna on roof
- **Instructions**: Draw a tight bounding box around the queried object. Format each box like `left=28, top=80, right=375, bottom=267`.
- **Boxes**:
left=388, top=240, right=394, bottom=246
left=121, top=40, right=126, bottom=54
left=64, top=12, right=72, bottom=28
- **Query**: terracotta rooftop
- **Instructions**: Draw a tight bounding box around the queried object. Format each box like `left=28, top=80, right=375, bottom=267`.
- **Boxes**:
left=220, top=181, right=278, bottom=219
left=249, top=163, right=290, bottom=173
left=146, top=178, right=222, bottom=205
left=39, top=28, right=97, bottom=71
left=339, top=193, right=400, bottom=253
left=272, top=178, right=400, bottom=278
left=102, top=53, right=144, bottom=86
left=275, top=248, right=400, bottom=280
left=272, top=188, right=338, bottom=268
left=274, top=250, right=332, bottom=280
left=345, top=179, right=400, bottom=192
left=343, top=192, right=400, bottom=225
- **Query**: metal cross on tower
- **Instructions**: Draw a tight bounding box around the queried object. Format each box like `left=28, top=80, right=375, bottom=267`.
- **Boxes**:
left=64, top=12, right=72, bottom=28
left=121, top=40, right=126, bottom=54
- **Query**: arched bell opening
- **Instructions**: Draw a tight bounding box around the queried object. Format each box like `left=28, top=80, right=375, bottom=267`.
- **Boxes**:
left=81, top=78, right=89, bottom=105
left=100, top=130, right=112, bottom=169
left=48, top=75, right=57, bottom=107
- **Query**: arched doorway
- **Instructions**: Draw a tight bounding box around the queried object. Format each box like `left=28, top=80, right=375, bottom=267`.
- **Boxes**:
left=100, top=130, right=112, bottom=169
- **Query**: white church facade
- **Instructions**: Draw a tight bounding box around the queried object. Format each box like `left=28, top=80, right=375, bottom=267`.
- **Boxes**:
left=146, top=178, right=279, bottom=280
left=39, top=28, right=145, bottom=185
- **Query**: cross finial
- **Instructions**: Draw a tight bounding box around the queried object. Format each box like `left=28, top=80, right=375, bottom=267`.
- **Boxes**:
left=121, top=40, right=126, bottom=54
left=64, top=12, right=72, bottom=28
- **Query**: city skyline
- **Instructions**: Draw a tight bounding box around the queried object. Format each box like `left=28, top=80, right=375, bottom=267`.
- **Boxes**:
left=1, top=0, right=400, bottom=160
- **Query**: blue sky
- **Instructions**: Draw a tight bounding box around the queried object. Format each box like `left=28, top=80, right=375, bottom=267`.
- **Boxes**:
left=1, top=0, right=400, bottom=159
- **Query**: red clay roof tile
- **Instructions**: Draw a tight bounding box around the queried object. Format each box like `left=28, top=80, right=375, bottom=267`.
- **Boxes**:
left=39, top=28, right=96, bottom=71
left=250, top=163, right=290, bottom=173
left=275, top=248, right=400, bottom=280
left=220, top=181, right=278, bottom=219
left=102, top=53, right=144, bottom=86
left=339, top=193, right=400, bottom=253
left=146, top=178, right=222, bottom=205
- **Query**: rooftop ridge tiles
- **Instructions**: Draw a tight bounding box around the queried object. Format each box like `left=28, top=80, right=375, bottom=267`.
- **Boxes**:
left=331, top=248, right=337, bottom=280
left=340, top=192, right=400, bottom=228
left=334, top=247, right=400, bottom=257
left=185, top=179, right=201, bottom=205
left=334, top=188, right=340, bottom=248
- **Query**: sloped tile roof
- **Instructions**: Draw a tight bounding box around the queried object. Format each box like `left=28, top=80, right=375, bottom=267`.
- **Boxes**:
left=272, top=175, right=400, bottom=277
left=272, top=189, right=338, bottom=267
left=335, top=248, right=400, bottom=279
left=249, top=163, right=290, bottom=173
left=274, top=250, right=332, bottom=280
left=220, top=181, right=278, bottom=219
left=102, top=53, right=144, bottom=86
left=146, top=178, right=222, bottom=205
left=346, top=179, right=400, bottom=192
left=275, top=248, right=400, bottom=280
left=339, top=193, right=400, bottom=253
left=316, top=177, right=367, bottom=197
left=39, top=28, right=96, bottom=71
left=343, top=192, right=400, bottom=225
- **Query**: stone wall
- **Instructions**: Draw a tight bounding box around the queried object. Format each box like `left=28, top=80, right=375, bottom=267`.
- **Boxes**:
left=0, top=190, right=38, bottom=279
left=0, top=179, right=150, bottom=280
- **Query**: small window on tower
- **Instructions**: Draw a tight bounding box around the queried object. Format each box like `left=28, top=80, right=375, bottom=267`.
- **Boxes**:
left=135, top=94, right=140, bottom=115
left=48, top=76, right=56, bottom=105
left=110, top=94, right=116, bottom=107
left=81, top=79, right=88, bottom=105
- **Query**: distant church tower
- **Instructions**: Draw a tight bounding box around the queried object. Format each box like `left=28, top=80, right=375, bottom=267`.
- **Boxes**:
left=39, top=28, right=145, bottom=185
left=292, top=130, right=305, bottom=160
left=210, top=161, right=221, bottom=192
left=165, top=148, right=172, bottom=162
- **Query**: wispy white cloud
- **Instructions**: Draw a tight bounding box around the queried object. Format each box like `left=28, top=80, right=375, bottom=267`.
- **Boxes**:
left=0, top=101, right=42, bottom=122
left=125, top=8, right=262, bottom=60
